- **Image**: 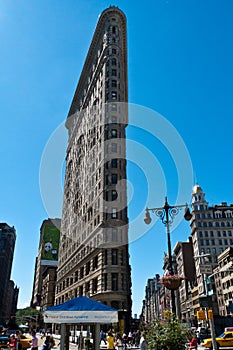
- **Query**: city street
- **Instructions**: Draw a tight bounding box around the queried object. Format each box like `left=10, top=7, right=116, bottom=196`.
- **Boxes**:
left=36, top=333, right=233, bottom=350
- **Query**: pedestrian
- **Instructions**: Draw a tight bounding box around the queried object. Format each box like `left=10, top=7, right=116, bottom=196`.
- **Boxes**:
left=77, top=331, right=84, bottom=350
left=189, top=336, right=198, bottom=350
left=30, top=331, right=38, bottom=350
left=115, top=333, right=123, bottom=350
left=100, top=330, right=106, bottom=345
left=139, top=333, right=147, bottom=350
left=8, top=334, right=17, bottom=350
left=134, top=331, right=140, bottom=347
left=15, top=331, right=22, bottom=350
left=42, top=335, right=51, bottom=350
left=106, top=332, right=115, bottom=350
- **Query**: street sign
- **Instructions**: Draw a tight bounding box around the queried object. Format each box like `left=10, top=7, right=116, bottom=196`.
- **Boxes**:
left=200, top=264, right=212, bottom=274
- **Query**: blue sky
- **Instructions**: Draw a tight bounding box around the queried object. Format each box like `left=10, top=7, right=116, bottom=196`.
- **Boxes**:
left=1, top=0, right=233, bottom=316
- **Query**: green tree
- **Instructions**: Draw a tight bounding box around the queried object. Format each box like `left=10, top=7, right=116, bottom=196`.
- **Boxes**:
left=16, top=307, right=40, bottom=327
left=146, top=313, right=191, bottom=350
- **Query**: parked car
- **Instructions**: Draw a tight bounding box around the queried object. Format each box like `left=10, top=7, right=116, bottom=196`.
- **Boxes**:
left=201, top=330, right=233, bottom=349
left=18, top=334, right=31, bottom=349
left=0, top=334, right=10, bottom=349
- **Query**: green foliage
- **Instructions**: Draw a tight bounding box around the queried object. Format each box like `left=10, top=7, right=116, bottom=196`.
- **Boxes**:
left=16, top=307, right=40, bottom=326
left=146, top=314, right=190, bottom=350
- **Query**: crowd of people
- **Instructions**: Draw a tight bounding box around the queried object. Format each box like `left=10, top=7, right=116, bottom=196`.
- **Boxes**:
left=99, top=330, right=147, bottom=350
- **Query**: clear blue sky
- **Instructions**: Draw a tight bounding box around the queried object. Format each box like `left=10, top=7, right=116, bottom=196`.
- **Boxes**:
left=1, top=0, right=233, bottom=317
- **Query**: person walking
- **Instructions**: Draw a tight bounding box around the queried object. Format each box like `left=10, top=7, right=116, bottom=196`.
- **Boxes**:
left=115, top=333, right=123, bottom=350
left=100, top=330, right=106, bottom=345
left=30, top=331, right=38, bottom=350
left=77, top=331, right=84, bottom=350
left=139, top=333, right=147, bottom=350
left=106, top=332, right=115, bottom=350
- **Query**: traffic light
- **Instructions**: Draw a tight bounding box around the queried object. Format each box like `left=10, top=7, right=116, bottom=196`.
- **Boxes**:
left=197, top=309, right=206, bottom=320
left=208, top=309, right=213, bottom=320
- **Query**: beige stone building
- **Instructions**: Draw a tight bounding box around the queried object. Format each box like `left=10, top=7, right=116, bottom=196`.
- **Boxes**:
left=55, top=6, right=132, bottom=327
left=190, top=184, right=233, bottom=315
left=214, top=247, right=233, bottom=316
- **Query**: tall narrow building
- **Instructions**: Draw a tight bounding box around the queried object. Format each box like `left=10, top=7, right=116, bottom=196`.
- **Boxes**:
left=0, top=223, right=16, bottom=324
left=55, top=6, right=132, bottom=325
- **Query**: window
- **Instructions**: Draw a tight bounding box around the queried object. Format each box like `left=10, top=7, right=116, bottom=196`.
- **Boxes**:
left=93, top=278, right=98, bottom=293
left=219, top=239, right=222, bottom=245
left=112, top=69, right=117, bottom=76
left=112, top=208, right=117, bottom=218
left=204, top=231, right=208, bottom=237
left=112, top=249, right=118, bottom=265
left=111, top=103, right=117, bottom=111
left=80, top=266, right=84, bottom=279
left=112, top=174, right=117, bottom=184
left=85, top=282, right=90, bottom=293
left=112, top=228, right=117, bottom=241
left=86, top=261, right=90, bottom=275
left=103, top=274, right=107, bottom=291
left=112, top=273, right=118, bottom=291
left=112, top=91, right=117, bottom=99
left=93, top=255, right=98, bottom=269
left=111, top=159, right=117, bottom=168
left=199, top=231, right=203, bottom=237
left=111, top=129, right=117, bottom=138
left=112, top=80, right=117, bottom=87
left=112, top=58, right=117, bottom=65
left=104, top=250, right=108, bottom=265
left=112, top=48, right=117, bottom=54
left=112, top=190, right=117, bottom=201
left=112, top=143, right=117, bottom=152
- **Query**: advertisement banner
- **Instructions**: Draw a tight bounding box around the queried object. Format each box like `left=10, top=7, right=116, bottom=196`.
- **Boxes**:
left=44, top=310, right=118, bottom=324
left=41, top=225, right=60, bottom=266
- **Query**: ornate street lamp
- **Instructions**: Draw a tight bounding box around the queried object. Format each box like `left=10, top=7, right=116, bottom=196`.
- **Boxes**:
left=144, top=196, right=192, bottom=315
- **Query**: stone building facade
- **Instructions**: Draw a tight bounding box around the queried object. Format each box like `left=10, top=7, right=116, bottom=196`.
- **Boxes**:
left=31, top=218, right=61, bottom=308
left=55, top=6, right=132, bottom=326
left=190, top=184, right=233, bottom=314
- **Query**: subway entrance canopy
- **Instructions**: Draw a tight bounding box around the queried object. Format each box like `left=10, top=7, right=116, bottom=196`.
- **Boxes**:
left=44, top=296, right=118, bottom=323
left=43, top=296, right=118, bottom=350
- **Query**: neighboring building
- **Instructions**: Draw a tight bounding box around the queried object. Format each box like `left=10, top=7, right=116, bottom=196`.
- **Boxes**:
left=41, top=266, right=57, bottom=309
left=142, top=275, right=161, bottom=323
left=5, top=280, right=19, bottom=324
left=0, top=223, right=16, bottom=324
left=173, top=238, right=196, bottom=322
left=31, top=218, right=61, bottom=308
left=55, top=6, right=132, bottom=328
left=190, top=184, right=233, bottom=313
left=214, top=247, right=233, bottom=316
left=140, top=185, right=233, bottom=321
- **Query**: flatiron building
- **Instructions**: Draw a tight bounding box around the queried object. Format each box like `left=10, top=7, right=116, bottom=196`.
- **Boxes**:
left=55, top=6, right=132, bottom=323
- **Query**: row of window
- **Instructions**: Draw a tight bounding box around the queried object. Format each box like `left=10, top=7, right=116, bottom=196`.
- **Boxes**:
left=56, top=272, right=123, bottom=305
left=200, top=238, right=233, bottom=246
left=197, top=221, right=233, bottom=228
left=195, top=211, right=233, bottom=218
left=199, top=230, right=232, bottom=237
